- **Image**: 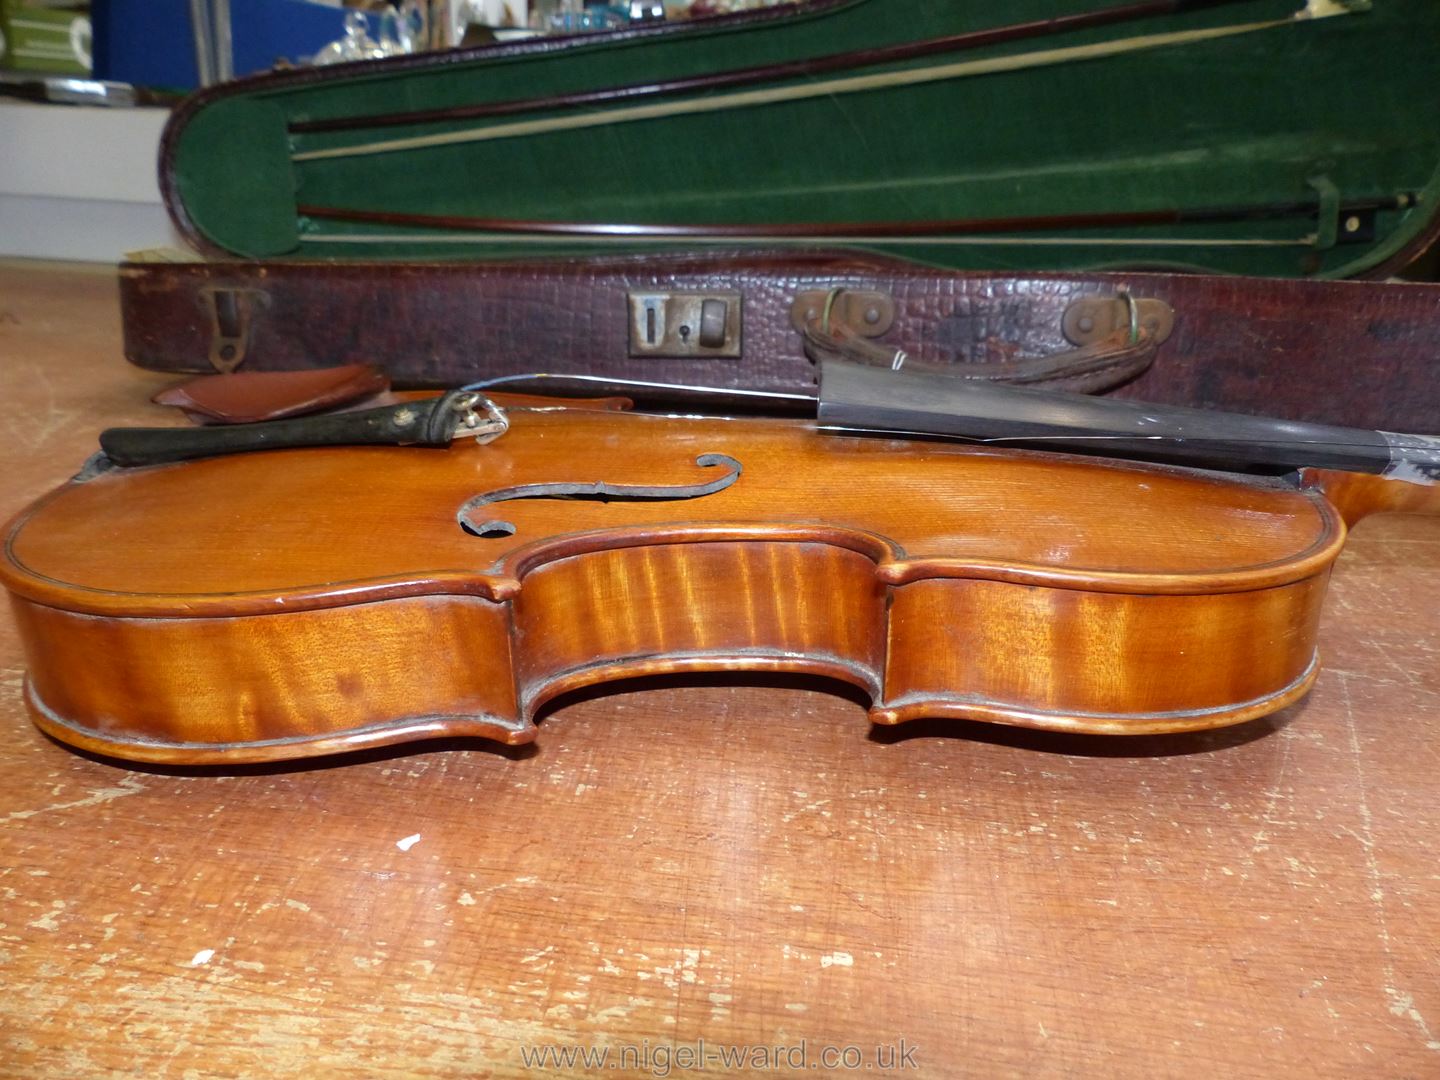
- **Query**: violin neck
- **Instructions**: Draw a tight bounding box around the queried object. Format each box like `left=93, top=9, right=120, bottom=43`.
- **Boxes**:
left=819, top=358, right=1440, bottom=484
left=1303, top=467, right=1440, bottom=527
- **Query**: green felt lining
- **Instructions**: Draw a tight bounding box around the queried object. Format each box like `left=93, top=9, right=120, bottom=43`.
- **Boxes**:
left=175, top=98, right=300, bottom=255
left=168, top=0, right=1440, bottom=277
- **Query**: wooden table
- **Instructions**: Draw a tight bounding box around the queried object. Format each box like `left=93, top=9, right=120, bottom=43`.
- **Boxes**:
left=2, top=262, right=1438, bottom=1078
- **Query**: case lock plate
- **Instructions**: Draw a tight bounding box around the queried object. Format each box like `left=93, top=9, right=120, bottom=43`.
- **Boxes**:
left=628, top=292, right=743, bottom=358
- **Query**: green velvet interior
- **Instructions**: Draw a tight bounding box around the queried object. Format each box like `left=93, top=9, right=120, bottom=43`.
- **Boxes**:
left=171, top=0, right=1440, bottom=278
left=176, top=99, right=301, bottom=254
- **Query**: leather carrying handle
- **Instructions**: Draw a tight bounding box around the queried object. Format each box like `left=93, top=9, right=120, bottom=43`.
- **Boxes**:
left=800, top=309, right=1160, bottom=396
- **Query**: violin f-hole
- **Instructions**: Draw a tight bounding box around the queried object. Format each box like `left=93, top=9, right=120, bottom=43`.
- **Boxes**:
left=456, top=452, right=742, bottom=538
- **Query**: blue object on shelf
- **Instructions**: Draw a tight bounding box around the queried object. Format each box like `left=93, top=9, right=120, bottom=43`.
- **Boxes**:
left=91, top=0, right=348, bottom=91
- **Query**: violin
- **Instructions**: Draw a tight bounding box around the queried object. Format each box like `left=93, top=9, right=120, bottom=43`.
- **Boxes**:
left=4, top=360, right=1438, bottom=765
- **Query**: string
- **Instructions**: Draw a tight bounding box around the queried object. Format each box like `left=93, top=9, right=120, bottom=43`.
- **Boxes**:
left=461, top=371, right=813, bottom=402
left=857, top=432, right=1440, bottom=456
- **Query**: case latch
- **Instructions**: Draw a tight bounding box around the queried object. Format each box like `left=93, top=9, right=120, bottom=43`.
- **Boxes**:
left=790, top=289, right=895, bottom=338
left=201, top=286, right=261, bottom=373
left=1062, top=295, right=1175, bottom=347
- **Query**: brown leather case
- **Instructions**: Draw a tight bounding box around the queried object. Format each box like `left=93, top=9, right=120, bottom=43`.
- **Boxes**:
left=120, top=252, right=1440, bottom=431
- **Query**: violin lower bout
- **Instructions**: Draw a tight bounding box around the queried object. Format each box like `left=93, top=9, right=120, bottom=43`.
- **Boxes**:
left=10, top=537, right=1328, bottom=764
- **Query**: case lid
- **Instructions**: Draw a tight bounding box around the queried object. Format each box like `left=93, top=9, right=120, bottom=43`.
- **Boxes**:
left=161, top=0, right=1440, bottom=279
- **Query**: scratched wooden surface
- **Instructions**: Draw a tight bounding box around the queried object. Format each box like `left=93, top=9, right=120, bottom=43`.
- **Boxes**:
left=2, top=261, right=1439, bottom=1078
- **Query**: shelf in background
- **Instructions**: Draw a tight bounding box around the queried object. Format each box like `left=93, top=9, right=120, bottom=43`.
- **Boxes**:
left=0, top=99, right=180, bottom=261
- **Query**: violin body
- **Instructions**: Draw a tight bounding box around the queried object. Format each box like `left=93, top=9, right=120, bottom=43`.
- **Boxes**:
left=0, top=404, right=1365, bottom=764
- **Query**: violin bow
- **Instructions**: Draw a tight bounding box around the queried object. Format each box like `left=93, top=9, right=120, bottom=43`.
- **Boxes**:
left=291, top=0, right=1360, bottom=166
left=288, top=0, right=1272, bottom=138
left=293, top=193, right=1410, bottom=251
left=284, top=0, right=1382, bottom=256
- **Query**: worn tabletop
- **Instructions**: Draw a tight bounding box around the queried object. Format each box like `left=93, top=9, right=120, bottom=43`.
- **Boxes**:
left=1, top=261, right=1438, bottom=1078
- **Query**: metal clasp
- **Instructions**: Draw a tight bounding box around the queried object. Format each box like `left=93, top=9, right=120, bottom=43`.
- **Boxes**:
left=449, top=392, right=509, bottom=445
left=790, top=289, right=895, bottom=338
left=1062, top=294, right=1174, bottom=347
left=200, top=285, right=262, bottom=373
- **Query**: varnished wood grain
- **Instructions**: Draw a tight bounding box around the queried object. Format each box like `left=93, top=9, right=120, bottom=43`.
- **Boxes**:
left=1, top=363, right=1355, bottom=755
left=6, top=418, right=1334, bottom=603
left=3, top=261, right=1440, bottom=1078
left=880, top=574, right=1327, bottom=732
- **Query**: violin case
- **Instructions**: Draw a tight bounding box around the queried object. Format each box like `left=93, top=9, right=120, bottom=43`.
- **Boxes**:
left=122, top=0, right=1440, bottom=429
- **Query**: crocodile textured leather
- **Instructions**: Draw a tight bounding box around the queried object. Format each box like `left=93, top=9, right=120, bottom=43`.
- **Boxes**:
left=119, top=252, right=1440, bottom=430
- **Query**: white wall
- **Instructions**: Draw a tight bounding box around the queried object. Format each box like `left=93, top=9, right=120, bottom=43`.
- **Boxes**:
left=0, top=101, right=182, bottom=262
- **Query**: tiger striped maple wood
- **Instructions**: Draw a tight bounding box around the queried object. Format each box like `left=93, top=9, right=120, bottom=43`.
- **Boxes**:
left=0, top=405, right=1397, bottom=764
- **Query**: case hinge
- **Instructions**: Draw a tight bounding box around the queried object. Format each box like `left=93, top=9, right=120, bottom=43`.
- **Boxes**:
left=1063, top=295, right=1175, bottom=347
left=790, top=290, right=895, bottom=338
